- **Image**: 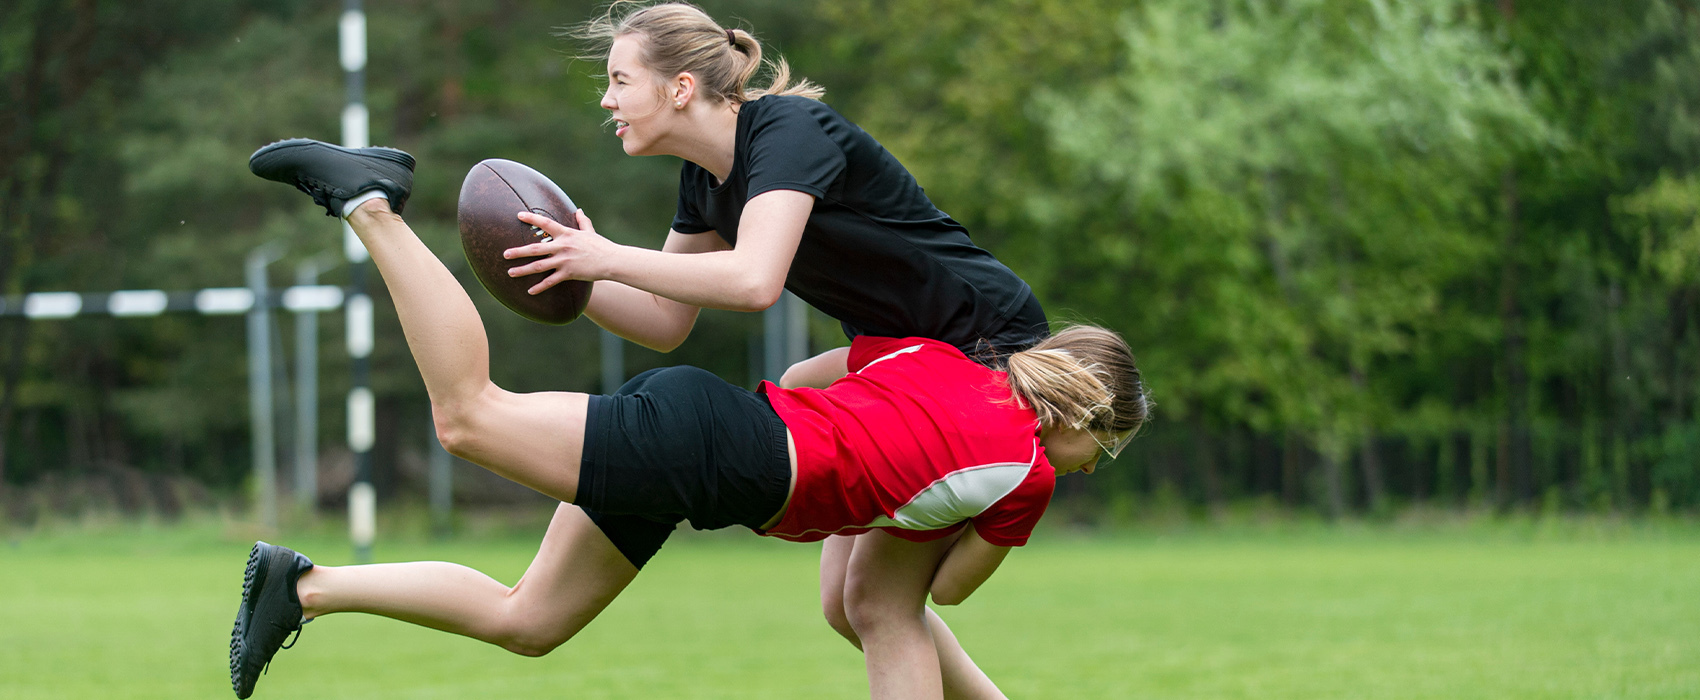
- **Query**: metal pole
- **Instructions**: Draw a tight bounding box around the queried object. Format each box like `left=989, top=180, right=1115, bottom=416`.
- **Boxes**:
left=270, top=305, right=293, bottom=501
left=341, top=0, right=376, bottom=562
left=784, top=291, right=809, bottom=369
left=429, top=419, right=452, bottom=538
left=293, top=261, right=322, bottom=513
left=763, top=301, right=784, bottom=383
left=600, top=328, right=625, bottom=394
left=246, top=243, right=284, bottom=530
left=763, top=291, right=808, bottom=383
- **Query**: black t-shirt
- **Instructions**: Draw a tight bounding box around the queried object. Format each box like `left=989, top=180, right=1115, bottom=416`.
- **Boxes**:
left=672, top=95, right=1045, bottom=353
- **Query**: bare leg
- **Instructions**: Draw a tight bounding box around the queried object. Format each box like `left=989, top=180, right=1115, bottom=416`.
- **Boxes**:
left=344, top=199, right=585, bottom=502
left=823, top=534, right=1008, bottom=700
left=820, top=535, right=861, bottom=644
left=926, top=610, right=1007, bottom=700
left=843, top=530, right=949, bottom=700
left=296, top=503, right=634, bottom=656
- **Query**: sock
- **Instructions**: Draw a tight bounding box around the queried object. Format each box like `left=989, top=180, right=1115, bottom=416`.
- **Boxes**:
left=341, top=189, right=390, bottom=218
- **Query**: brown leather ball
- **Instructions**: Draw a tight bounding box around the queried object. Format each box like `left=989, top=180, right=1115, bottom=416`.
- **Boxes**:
left=456, top=159, right=592, bottom=325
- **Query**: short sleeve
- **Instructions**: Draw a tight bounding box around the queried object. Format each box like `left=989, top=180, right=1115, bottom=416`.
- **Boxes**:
left=969, top=466, right=1054, bottom=547
left=745, top=101, right=847, bottom=200
left=671, top=165, right=713, bottom=234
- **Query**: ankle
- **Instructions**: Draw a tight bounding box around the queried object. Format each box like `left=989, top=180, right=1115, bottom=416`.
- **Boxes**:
left=295, top=566, right=327, bottom=618
left=344, top=190, right=393, bottom=218
left=346, top=196, right=400, bottom=228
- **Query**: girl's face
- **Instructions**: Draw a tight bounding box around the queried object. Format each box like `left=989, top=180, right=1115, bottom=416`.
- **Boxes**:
left=1041, top=426, right=1100, bottom=476
left=601, top=36, right=672, bottom=156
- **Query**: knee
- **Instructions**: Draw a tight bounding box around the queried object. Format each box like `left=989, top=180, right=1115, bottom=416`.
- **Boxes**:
left=489, top=595, right=578, bottom=657
left=842, top=582, right=923, bottom=640
left=431, top=409, right=466, bottom=456
left=430, top=389, right=494, bottom=458
left=494, top=617, right=575, bottom=658
left=502, top=636, right=566, bottom=658
left=821, top=587, right=860, bottom=646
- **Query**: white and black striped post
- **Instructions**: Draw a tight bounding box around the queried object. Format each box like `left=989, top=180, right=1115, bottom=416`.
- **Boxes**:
left=340, top=0, right=377, bottom=563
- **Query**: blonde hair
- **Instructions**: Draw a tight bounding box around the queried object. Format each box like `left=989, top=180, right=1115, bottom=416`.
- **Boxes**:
left=569, top=1, right=824, bottom=105
left=1004, top=326, right=1151, bottom=436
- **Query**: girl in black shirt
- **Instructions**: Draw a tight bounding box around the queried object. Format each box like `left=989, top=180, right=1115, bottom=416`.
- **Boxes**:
left=506, top=5, right=1048, bottom=698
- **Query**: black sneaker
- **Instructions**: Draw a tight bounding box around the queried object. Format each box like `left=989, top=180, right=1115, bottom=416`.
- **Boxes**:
left=249, top=138, right=415, bottom=217
left=230, top=541, right=315, bottom=699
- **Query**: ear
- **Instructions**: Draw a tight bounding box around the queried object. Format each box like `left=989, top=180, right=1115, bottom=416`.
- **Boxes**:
left=673, top=72, right=697, bottom=108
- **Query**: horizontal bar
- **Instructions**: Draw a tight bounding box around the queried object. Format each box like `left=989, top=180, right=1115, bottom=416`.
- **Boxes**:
left=0, top=286, right=354, bottom=318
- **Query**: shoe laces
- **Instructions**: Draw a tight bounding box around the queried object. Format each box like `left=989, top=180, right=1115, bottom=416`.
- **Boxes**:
left=293, top=175, right=336, bottom=208
left=279, top=618, right=308, bottom=650
left=262, top=616, right=311, bottom=676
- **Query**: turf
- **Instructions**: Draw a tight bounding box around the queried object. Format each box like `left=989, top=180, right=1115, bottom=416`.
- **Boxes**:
left=1, top=517, right=1696, bottom=699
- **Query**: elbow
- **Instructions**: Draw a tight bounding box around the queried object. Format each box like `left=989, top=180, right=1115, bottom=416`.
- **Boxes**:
left=928, top=585, right=969, bottom=607
left=777, top=364, right=810, bottom=390
left=620, top=309, right=697, bottom=354
left=639, top=333, right=687, bottom=354
left=734, top=276, right=785, bottom=313
left=648, top=315, right=699, bottom=352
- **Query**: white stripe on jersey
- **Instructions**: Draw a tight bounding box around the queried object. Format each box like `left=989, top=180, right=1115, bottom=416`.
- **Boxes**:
left=855, top=344, right=925, bottom=373
left=861, top=442, right=1040, bottom=531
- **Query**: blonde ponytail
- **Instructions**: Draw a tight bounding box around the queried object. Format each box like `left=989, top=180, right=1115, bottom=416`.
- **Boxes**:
left=1004, top=326, right=1151, bottom=435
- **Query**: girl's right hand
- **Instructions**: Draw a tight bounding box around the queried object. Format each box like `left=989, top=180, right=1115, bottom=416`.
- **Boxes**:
left=505, top=209, right=619, bottom=295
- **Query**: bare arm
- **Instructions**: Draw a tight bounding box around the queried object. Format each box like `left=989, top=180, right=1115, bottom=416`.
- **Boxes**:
left=579, top=227, right=727, bottom=352
left=510, top=189, right=813, bottom=313
left=780, top=346, right=851, bottom=389
left=928, top=524, right=1011, bottom=606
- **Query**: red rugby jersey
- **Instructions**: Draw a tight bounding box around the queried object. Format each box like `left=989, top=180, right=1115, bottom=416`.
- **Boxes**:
left=758, top=336, right=1056, bottom=546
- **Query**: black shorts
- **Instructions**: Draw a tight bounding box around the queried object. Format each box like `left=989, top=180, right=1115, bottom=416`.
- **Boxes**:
left=576, top=366, right=792, bottom=569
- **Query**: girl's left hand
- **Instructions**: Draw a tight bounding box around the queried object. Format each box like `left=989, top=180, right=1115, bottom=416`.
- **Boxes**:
left=506, top=210, right=618, bottom=295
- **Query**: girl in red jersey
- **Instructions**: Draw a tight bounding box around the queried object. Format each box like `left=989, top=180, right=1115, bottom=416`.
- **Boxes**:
left=226, top=185, right=1146, bottom=699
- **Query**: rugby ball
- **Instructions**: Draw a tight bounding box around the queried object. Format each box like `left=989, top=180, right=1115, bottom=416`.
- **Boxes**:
left=456, top=159, right=592, bottom=325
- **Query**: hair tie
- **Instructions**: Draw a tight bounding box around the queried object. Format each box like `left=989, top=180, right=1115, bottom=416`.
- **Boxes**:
left=726, top=28, right=737, bottom=48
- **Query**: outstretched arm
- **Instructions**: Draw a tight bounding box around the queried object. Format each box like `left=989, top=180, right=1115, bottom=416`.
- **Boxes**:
left=579, top=225, right=726, bottom=352
left=510, top=189, right=813, bottom=314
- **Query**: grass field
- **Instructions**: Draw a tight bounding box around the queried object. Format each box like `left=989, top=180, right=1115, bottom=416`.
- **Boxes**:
left=2, top=514, right=1697, bottom=699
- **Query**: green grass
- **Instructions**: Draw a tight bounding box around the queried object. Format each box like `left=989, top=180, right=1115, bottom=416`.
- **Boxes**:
left=2, top=515, right=1698, bottom=699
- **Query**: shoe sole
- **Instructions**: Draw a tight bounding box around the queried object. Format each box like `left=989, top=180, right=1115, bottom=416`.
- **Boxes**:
left=230, top=543, right=266, bottom=698
left=250, top=138, right=416, bottom=172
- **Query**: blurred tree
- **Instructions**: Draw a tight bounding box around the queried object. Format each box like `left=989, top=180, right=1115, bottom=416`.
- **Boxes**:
left=0, top=0, right=314, bottom=496
left=1041, top=0, right=1549, bottom=516
left=3, top=0, right=840, bottom=507
left=816, top=0, right=1700, bottom=516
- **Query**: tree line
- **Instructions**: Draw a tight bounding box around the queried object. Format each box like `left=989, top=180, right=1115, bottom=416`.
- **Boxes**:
left=3, top=0, right=1697, bottom=520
